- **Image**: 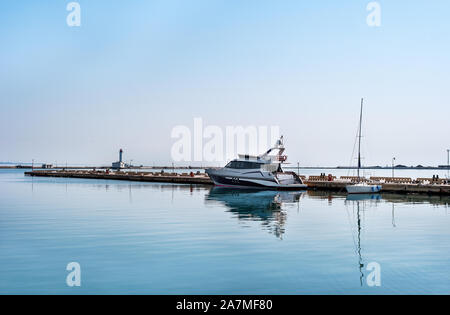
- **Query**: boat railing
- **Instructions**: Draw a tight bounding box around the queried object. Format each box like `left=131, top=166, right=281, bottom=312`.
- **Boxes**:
left=371, top=176, right=412, bottom=184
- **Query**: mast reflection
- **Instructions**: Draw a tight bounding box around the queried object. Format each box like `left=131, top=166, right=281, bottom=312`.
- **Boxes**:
left=344, top=194, right=382, bottom=286
left=356, top=200, right=364, bottom=286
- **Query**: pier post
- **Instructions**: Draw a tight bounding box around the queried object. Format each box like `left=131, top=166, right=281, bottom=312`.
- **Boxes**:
left=392, top=157, right=396, bottom=178
left=447, top=149, right=449, bottom=178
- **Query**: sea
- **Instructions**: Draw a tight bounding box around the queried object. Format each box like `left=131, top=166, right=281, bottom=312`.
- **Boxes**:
left=0, top=168, right=448, bottom=294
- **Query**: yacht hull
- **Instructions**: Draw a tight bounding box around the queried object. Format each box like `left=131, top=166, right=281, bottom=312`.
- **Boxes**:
left=346, top=184, right=382, bottom=194
left=207, top=170, right=307, bottom=190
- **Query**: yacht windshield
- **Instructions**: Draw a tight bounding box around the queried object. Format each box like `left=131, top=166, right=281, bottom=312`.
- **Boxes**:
left=225, top=161, right=262, bottom=169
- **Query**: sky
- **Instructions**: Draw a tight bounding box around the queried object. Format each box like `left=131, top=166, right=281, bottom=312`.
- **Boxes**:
left=1, top=0, right=449, bottom=167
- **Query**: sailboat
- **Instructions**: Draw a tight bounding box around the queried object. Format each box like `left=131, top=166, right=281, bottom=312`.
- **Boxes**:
left=346, top=99, right=382, bottom=194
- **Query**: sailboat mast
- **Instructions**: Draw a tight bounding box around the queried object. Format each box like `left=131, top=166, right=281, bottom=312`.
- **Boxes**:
left=357, top=98, right=363, bottom=180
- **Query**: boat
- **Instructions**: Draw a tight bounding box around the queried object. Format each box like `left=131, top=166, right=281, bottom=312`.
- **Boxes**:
left=346, top=99, right=382, bottom=194
left=346, top=183, right=382, bottom=194
left=205, top=136, right=307, bottom=190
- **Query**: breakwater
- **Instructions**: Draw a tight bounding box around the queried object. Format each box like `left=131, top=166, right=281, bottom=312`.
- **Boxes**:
left=24, top=170, right=450, bottom=195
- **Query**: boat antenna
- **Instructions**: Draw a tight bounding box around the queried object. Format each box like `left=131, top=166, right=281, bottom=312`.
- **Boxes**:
left=357, top=98, right=363, bottom=181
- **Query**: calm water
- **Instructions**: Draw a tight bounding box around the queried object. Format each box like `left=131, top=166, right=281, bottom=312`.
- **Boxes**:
left=0, top=169, right=449, bottom=294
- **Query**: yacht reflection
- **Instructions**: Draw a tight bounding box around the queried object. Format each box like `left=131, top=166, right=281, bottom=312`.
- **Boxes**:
left=205, top=187, right=305, bottom=239
left=345, top=194, right=382, bottom=202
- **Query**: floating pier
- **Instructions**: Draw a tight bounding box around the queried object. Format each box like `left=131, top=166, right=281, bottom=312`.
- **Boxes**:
left=24, top=170, right=450, bottom=195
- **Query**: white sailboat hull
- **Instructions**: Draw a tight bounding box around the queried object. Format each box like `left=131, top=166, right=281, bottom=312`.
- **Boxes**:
left=346, top=184, right=382, bottom=194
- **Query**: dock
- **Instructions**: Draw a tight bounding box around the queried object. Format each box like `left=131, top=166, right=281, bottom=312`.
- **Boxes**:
left=24, top=170, right=450, bottom=195
left=25, top=170, right=212, bottom=185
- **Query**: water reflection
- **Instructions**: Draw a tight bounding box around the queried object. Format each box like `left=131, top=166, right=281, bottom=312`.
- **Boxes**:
left=381, top=193, right=450, bottom=207
left=344, top=198, right=367, bottom=286
left=392, top=204, right=396, bottom=228
left=307, top=190, right=450, bottom=207
left=343, top=195, right=395, bottom=286
left=346, top=194, right=382, bottom=202
left=205, top=188, right=305, bottom=239
left=23, top=172, right=450, bottom=208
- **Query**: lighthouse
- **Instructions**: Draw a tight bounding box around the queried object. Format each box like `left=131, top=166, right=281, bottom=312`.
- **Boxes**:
left=112, top=149, right=125, bottom=170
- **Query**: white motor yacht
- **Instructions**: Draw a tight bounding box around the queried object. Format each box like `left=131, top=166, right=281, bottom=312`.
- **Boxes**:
left=206, top=136, right=306, bottom=190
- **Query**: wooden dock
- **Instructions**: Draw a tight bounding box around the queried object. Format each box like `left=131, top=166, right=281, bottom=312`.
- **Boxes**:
left=304, top=175, right=450, bottom=195
left=24, top=170, right=450, bottom=195
left=25, top=170, right=212, bottom=185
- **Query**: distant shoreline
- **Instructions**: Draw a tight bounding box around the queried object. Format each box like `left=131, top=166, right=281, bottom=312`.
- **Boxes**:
left=1, top=165, right=449, bottom=170
left=286, top=166, right=450, bottom=170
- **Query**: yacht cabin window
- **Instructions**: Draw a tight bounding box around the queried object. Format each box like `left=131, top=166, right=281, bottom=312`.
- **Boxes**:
left=225, top=161, right=262, bottom=169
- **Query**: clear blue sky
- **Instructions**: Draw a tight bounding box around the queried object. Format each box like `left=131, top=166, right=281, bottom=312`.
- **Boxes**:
left=1, top=0, right=449, bottom=166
